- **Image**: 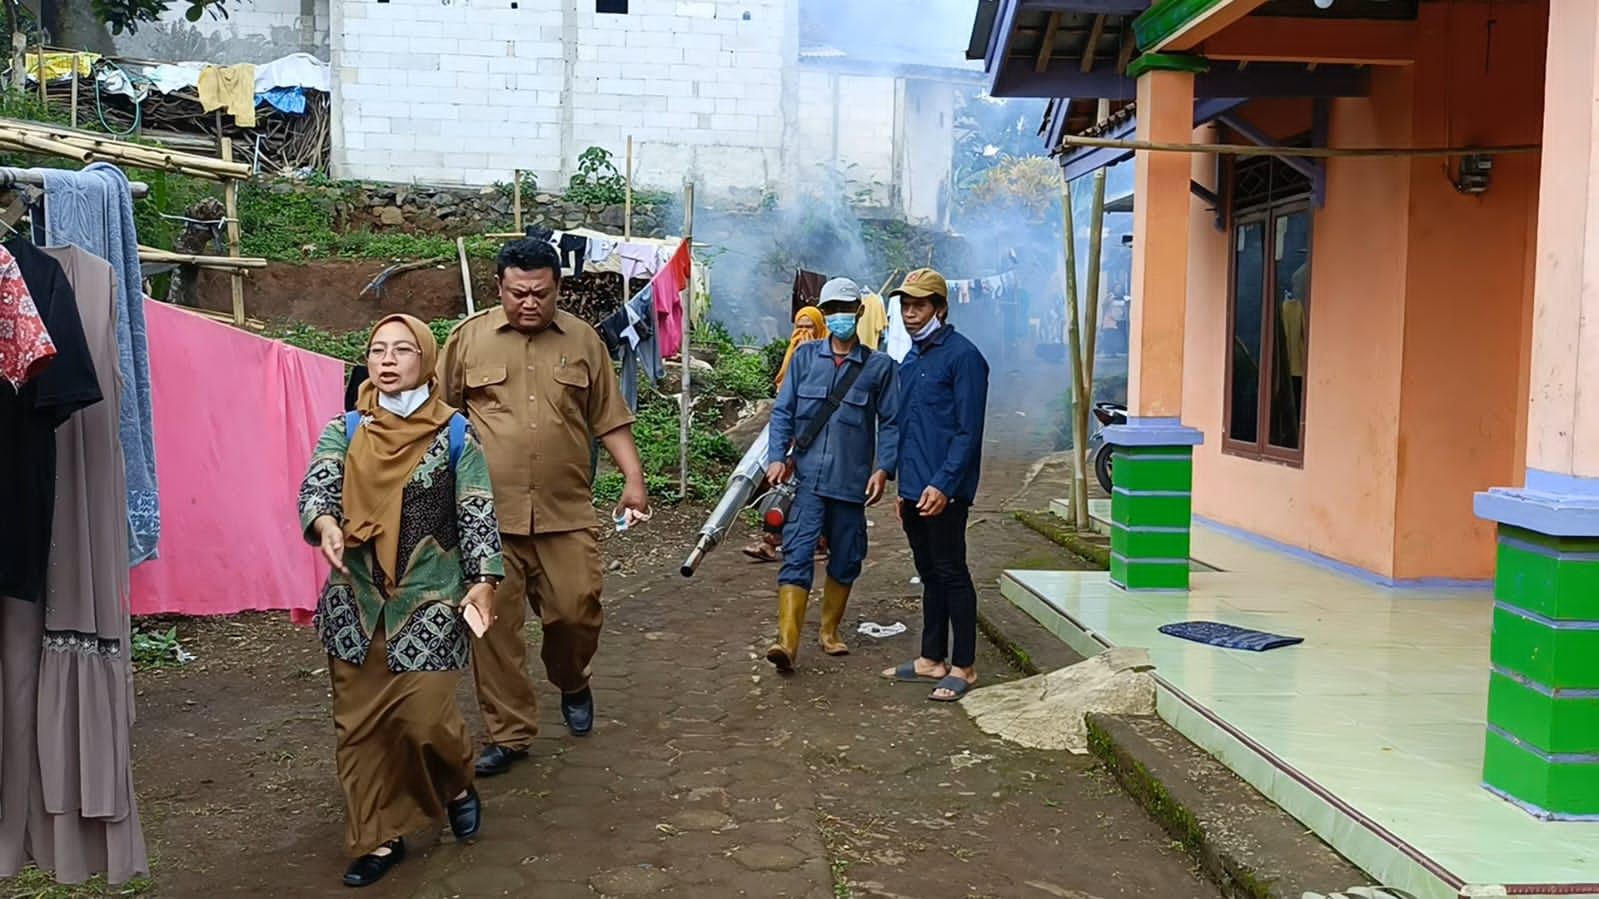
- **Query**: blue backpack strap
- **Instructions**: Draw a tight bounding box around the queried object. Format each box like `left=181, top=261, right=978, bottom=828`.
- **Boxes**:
left=345, top=410, right=466, bottom=469
left=448, top=413, right=467, bottom=468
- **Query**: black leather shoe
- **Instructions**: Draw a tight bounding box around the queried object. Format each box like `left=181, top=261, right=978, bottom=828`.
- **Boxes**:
left=561, top=688, right=594, bottom=736
left=343, top=839, right=405, bottom=888
left=447, top=786, right=482, bottom=841
left=474, top=745, right=527, bottom=778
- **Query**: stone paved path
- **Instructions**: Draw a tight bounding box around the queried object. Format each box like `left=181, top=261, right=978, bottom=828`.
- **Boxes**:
left=403, top=496, right=1217, bottom=899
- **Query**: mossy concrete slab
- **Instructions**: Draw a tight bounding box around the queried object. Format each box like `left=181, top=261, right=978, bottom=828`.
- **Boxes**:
left=1086, top=713, right=1371, bottom=899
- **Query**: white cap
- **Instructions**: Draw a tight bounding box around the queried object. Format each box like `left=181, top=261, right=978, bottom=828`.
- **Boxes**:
left=818, top=277, right=864, bottom=307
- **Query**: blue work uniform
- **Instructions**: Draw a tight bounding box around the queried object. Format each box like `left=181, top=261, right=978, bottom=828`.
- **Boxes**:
left=895, top=323, right=989, bottom=669
left=895, top=324, right=988, bottom=505
left=767, top=340, right=900, bottom=590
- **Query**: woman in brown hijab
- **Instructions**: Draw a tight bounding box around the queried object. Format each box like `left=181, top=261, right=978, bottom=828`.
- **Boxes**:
left=297, top=314, right=505, bottom=887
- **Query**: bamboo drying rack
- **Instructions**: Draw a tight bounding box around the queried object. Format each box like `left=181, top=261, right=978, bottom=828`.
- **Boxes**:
left=2, top=64, right=260, bottom=326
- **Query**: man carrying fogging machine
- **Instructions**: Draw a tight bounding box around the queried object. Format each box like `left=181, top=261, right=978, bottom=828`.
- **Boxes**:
left=761, top=277, right=900, bottom=673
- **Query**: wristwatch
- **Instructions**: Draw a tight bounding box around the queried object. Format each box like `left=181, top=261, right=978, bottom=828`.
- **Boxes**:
left=473, top=575, right=502, bottom=587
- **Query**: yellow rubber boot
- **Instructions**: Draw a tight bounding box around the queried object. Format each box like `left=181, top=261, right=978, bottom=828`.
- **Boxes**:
left=766, top=585, right=810, bottom=672
left=818, top=578, right=852, bottom=656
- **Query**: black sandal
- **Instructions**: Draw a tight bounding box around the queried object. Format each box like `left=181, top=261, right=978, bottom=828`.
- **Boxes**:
left=343, top=838, right=406, bottom=888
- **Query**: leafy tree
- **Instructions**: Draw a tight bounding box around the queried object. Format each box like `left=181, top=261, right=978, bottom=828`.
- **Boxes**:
left=17, top=0, right=227, bottom=55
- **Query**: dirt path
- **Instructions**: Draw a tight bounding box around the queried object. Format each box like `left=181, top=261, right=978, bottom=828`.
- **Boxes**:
left=12, top=371, right=1212, bottom=898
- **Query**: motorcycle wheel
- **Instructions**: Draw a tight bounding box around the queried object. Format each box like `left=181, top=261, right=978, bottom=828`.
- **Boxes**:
left=1094, top=443, right=1115, bottom=494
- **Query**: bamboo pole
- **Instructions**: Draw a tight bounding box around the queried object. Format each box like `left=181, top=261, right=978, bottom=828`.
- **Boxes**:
left=624, top=136, right=634, bottom=241
left=35, top=46, right=43, bottom=105
left=220, top=116, right=246, bottom=327
left=512, top=168, right=523, bottom=234
left=1072, top=99, right=1112, bottom=528
left=68, top=54, right=78, bottom=129
left=1060, top=171, right=1089, bottom=530
left=679, top=179, right=694, bottom=500
left=1057, top=134, right=1541, bottom=159
left=457, top=237, right=475, bottom=315
left=622, top=135, right=633, bottom=307
left=0, top=131, right=91, bottom=162
left=1080, top=98, right=1111, bottom=390
left=0, top=117, right=253, bottom=178
left=138, top=246, right=267, bottom=268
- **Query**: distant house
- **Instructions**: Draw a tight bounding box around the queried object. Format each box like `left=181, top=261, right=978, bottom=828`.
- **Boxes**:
left=134, top=0, right=983, bottom=221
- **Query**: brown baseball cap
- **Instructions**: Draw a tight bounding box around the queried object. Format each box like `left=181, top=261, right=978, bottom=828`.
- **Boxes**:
left=890, top=268, right=949, bottom=301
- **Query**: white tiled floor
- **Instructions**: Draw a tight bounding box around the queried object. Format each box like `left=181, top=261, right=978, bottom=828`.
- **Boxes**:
left=1001, top=522, right=1599, bottom=899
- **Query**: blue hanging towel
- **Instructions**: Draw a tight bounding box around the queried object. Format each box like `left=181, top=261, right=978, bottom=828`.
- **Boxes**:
left=1158, top=621, right=1303, bottom=652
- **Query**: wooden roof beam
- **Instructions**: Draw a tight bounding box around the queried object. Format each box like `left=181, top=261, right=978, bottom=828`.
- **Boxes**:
left=1036, top=12, right=1062, bottom=73
left=1200, top=17, right=1418, bottom=66
left=1081, top=14, right=1107, bottom=73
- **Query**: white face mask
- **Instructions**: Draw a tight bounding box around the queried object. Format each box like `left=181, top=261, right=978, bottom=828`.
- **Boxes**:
left=378, top=384, right=431, bottom=418
left=911, top=316, right=943, bottom=343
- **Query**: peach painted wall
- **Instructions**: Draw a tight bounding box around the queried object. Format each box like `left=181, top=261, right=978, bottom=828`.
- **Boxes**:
left=1391, top=1, right=1546, bottom=580
left=1181, top=3, right=1545, bottom=580
left=1186, top=69, right=1416, bottom=579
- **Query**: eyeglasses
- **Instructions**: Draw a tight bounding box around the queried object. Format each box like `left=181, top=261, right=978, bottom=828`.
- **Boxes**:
left=367, top=344, right=420, bottom=361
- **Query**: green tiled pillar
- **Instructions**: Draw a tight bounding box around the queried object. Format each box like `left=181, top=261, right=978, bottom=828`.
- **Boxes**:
left=1481, top=524, right=1599, bottom=819
left=1109, top=445, right=1194, bottom=591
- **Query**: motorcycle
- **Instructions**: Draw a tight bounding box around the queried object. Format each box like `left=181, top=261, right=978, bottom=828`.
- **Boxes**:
left=1085, top=401, right=1127, bottom=494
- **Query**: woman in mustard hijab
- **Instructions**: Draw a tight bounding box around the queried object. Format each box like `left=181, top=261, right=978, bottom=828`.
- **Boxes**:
left=745, top=307, right=828, bottom=562
left=297, top=314, right=504, bottom=887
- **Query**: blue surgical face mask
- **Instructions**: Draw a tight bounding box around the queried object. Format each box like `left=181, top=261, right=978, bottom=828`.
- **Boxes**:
left=824, top=313, right=858, bottom=341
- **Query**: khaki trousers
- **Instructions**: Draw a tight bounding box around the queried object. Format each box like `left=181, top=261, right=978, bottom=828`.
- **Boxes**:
left=471, top=528, right=604, bottom=750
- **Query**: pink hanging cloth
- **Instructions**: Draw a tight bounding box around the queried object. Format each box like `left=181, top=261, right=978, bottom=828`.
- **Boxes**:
left=651, top=242, right=691, bottom=359
left=128, top=301, right=344, bottom=617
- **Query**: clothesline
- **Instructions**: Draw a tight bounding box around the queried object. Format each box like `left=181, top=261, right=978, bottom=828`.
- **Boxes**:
left=0, top=166, right=149, bottom=198
left=483, top=226, right=682, bottom=247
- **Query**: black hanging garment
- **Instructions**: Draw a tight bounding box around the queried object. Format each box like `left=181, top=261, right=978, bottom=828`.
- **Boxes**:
left=0, top=240, right=102, bottom=603
left=558, top=234, right=589, bottom=277
left=344, top=364, right=369, bottom=412
left=791, top=269, right=827, bottom=319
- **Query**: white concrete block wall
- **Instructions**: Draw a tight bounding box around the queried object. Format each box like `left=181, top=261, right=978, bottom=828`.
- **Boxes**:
left=333, top=0, right=792, bottom=197
left=328, top=0, right=952, bottom=209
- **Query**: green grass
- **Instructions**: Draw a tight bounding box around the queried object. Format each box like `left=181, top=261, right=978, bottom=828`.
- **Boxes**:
left=0, top=867, right=152, bottom=898
left=269, top=319, right=749, bottom=506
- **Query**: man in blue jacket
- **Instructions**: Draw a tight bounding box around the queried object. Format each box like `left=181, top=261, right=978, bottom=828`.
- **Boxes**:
left=765, top=277, right=900, bottom=672
left=882, top=269, right=990, bottom=702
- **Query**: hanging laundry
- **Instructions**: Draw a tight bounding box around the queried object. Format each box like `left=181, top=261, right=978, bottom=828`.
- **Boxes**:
left=689, top=258, right=710, bottom=327
left=523, top=223, right=555, bottom=243
left=128, top=300, right=344, bottom=617
left=617, top=242, right=662, bottom=281
left=652, top=241, right=691, bottom=359
left=883, top=293, right=912, bottom=362
left=586, top=235, right=617, bottom=266
left=197, top=63, right=258, bottom=127
left=0, top=244, right=144, bottom=887
left=258, top=85, right=307, bottom=115
left=252, top=52, right=332, bottom=93
left=0, top=245, right=55, bottom=387
left=558, top=232, right=589, bottom=277
left=0, top=239, right=101, bottom=607
left=41, top=163, right=161, bottom=566
left=857, top=292, right=889, bottom=351
left=792, top=268, right=827, bottom=319
left=601, top=282, right=664, bottom=411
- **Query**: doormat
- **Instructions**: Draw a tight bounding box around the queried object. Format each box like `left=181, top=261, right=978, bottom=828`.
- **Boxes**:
left=1158, top=621, right=1303, bottom=652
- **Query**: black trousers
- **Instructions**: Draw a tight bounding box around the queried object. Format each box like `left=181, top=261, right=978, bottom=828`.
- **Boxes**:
left=901, top=500, right=978, bottom=668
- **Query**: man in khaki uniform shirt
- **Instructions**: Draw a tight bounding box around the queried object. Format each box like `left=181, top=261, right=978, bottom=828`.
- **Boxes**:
left=439, top=239, right=649, bottom=776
